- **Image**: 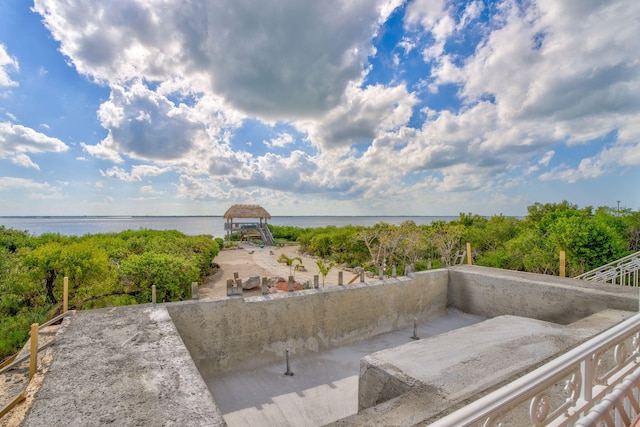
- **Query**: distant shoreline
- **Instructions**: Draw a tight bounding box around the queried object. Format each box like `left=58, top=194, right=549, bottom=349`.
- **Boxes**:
left=0, top=215, right=460, bottom=218
left=0, top=215, right=461, bottom=238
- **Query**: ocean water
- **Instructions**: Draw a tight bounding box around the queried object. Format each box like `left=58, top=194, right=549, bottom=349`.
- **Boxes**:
left=0, top=216, right=457, bottom=238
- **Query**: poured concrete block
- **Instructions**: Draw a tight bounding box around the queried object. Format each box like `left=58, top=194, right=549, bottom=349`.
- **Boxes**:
left=357, top=312, right=633, bottom=421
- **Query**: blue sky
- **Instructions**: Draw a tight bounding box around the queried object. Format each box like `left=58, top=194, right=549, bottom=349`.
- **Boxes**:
left=0, top=0, right=638, bottom=216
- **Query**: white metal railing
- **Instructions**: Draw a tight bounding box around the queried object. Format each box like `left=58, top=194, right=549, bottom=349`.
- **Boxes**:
left=575, top=251, right=640, bottom=287
left=575, top=366, right=640, bottom=426
left=429, top=313, right=640, bottom=427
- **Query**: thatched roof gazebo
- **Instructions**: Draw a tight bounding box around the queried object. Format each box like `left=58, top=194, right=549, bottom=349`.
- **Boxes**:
left=223, top=204, right=272, bottom=220
left=223, top=205, right=274, bottom=245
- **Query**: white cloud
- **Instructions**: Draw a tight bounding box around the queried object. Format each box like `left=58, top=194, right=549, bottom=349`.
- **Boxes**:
left=437, top=0, right=640, bottom=133
left=539, top=140, right=640, bottom=183
left=100, top=164, right=170, bottom=182
left=0, top=176, right=52, bottom=190
left=176, top=175, right=228, bottom=201
left=397, top=37, right=416, bottom=55
left=0, top=121, right=68, bottom=157
left=23, top=0, right=640, bottom=213
left=229, top=150, right=323, bottom=193
left=405, top=0, right=483, bottom=62
left=81, top=141, right=123, bottom=163
left=11, top=153, right=40, bottom=170
left=539, top=150, right=554, bottom=166
left=96, top=82, right=204, bottom=160
left=403, top=0, right=640, bottom=191
left=100, top=166, right=135, bottom=181
left=131, top=164, right=169, bottom=179
left=140, top=185, right=164, bottom=195
left=302, top=83, right=418, bottom=150
left=0, top=44, right=19, bottom=88
left=33, top=0, right=402, bottom=120
left=264, top=133, right=295, bottom=149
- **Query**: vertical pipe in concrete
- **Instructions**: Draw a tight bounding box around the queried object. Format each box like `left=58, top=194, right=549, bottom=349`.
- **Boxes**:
left=313, top=275, right=319, bottom=289
left=411, top=318, right=419, bottom=340
left=284, top=348, right=294, bottom=376
left=288, top=276, right=294, bottom=292
left=338, top=271, right=343, bottom=286
left=262, top=277, right=268, bottom=295
left=227, top=279, right=233, bottom=297
left=29, top=323, right=38, bottom=380
left=152, top=285, right=156, bottom=305
left=63, top=277, right=68, bottom=313
left=191, top=282, right=199, bottom=300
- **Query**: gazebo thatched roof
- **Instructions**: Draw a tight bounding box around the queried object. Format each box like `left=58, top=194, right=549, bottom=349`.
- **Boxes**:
left=223, top=204, right=272, bottom=220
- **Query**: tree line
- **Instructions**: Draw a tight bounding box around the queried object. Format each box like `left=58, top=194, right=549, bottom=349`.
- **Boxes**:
left=0, top=229, right=220, bottom=359
left=269, top=201, right=640, bottom=276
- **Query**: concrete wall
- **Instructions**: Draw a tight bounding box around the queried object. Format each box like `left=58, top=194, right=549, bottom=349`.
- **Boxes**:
left=447, top=265, right=639, bottom=324
left=168, top=270, right=448, bottom=375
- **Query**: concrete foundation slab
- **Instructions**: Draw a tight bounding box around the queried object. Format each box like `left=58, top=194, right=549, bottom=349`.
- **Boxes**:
left=207, top=310, right=485, bottom=427
left=22, top=305, right=226, bottom=427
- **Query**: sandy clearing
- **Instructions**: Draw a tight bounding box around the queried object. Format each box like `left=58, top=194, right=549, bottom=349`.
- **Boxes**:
left=199, top=243, right=354, bottom=299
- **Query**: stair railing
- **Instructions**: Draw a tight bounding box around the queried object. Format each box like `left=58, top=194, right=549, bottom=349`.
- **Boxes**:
left=575, top=250, right=640, bottom=287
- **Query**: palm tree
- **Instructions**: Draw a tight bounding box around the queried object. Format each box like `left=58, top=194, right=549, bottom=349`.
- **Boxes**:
left=316, top=259, right=335, bottom=288
left=279, top=253, right=303, bottom=279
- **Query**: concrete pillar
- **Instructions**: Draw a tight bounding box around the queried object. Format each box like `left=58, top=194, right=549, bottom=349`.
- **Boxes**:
left=427, top=259, right=432, bottom=270
left=227, top=279, right=234, bottom=296
left=262, top=277, right=268, bottom=295
left=313, top=275, right=319, bottom=289
left=338, top=271, right=343, bottom=285
left=392, top=265, right=396, bottom=277
left=235, top=279, right=243, bottom=295
left=152, top=285, right=156, bottom=305
left=288, top=276, right=294, bottom=292
left=360, top=270, right=365, bottom=282
left=191, top=282, right=199, bottom=300
left=379, top=267, right=384, bottom=280
left=560, top=251, right=566, bottom=277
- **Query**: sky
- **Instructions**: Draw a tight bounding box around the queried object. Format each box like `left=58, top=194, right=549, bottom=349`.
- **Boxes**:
left=0, top=0, right=638, bottom=217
